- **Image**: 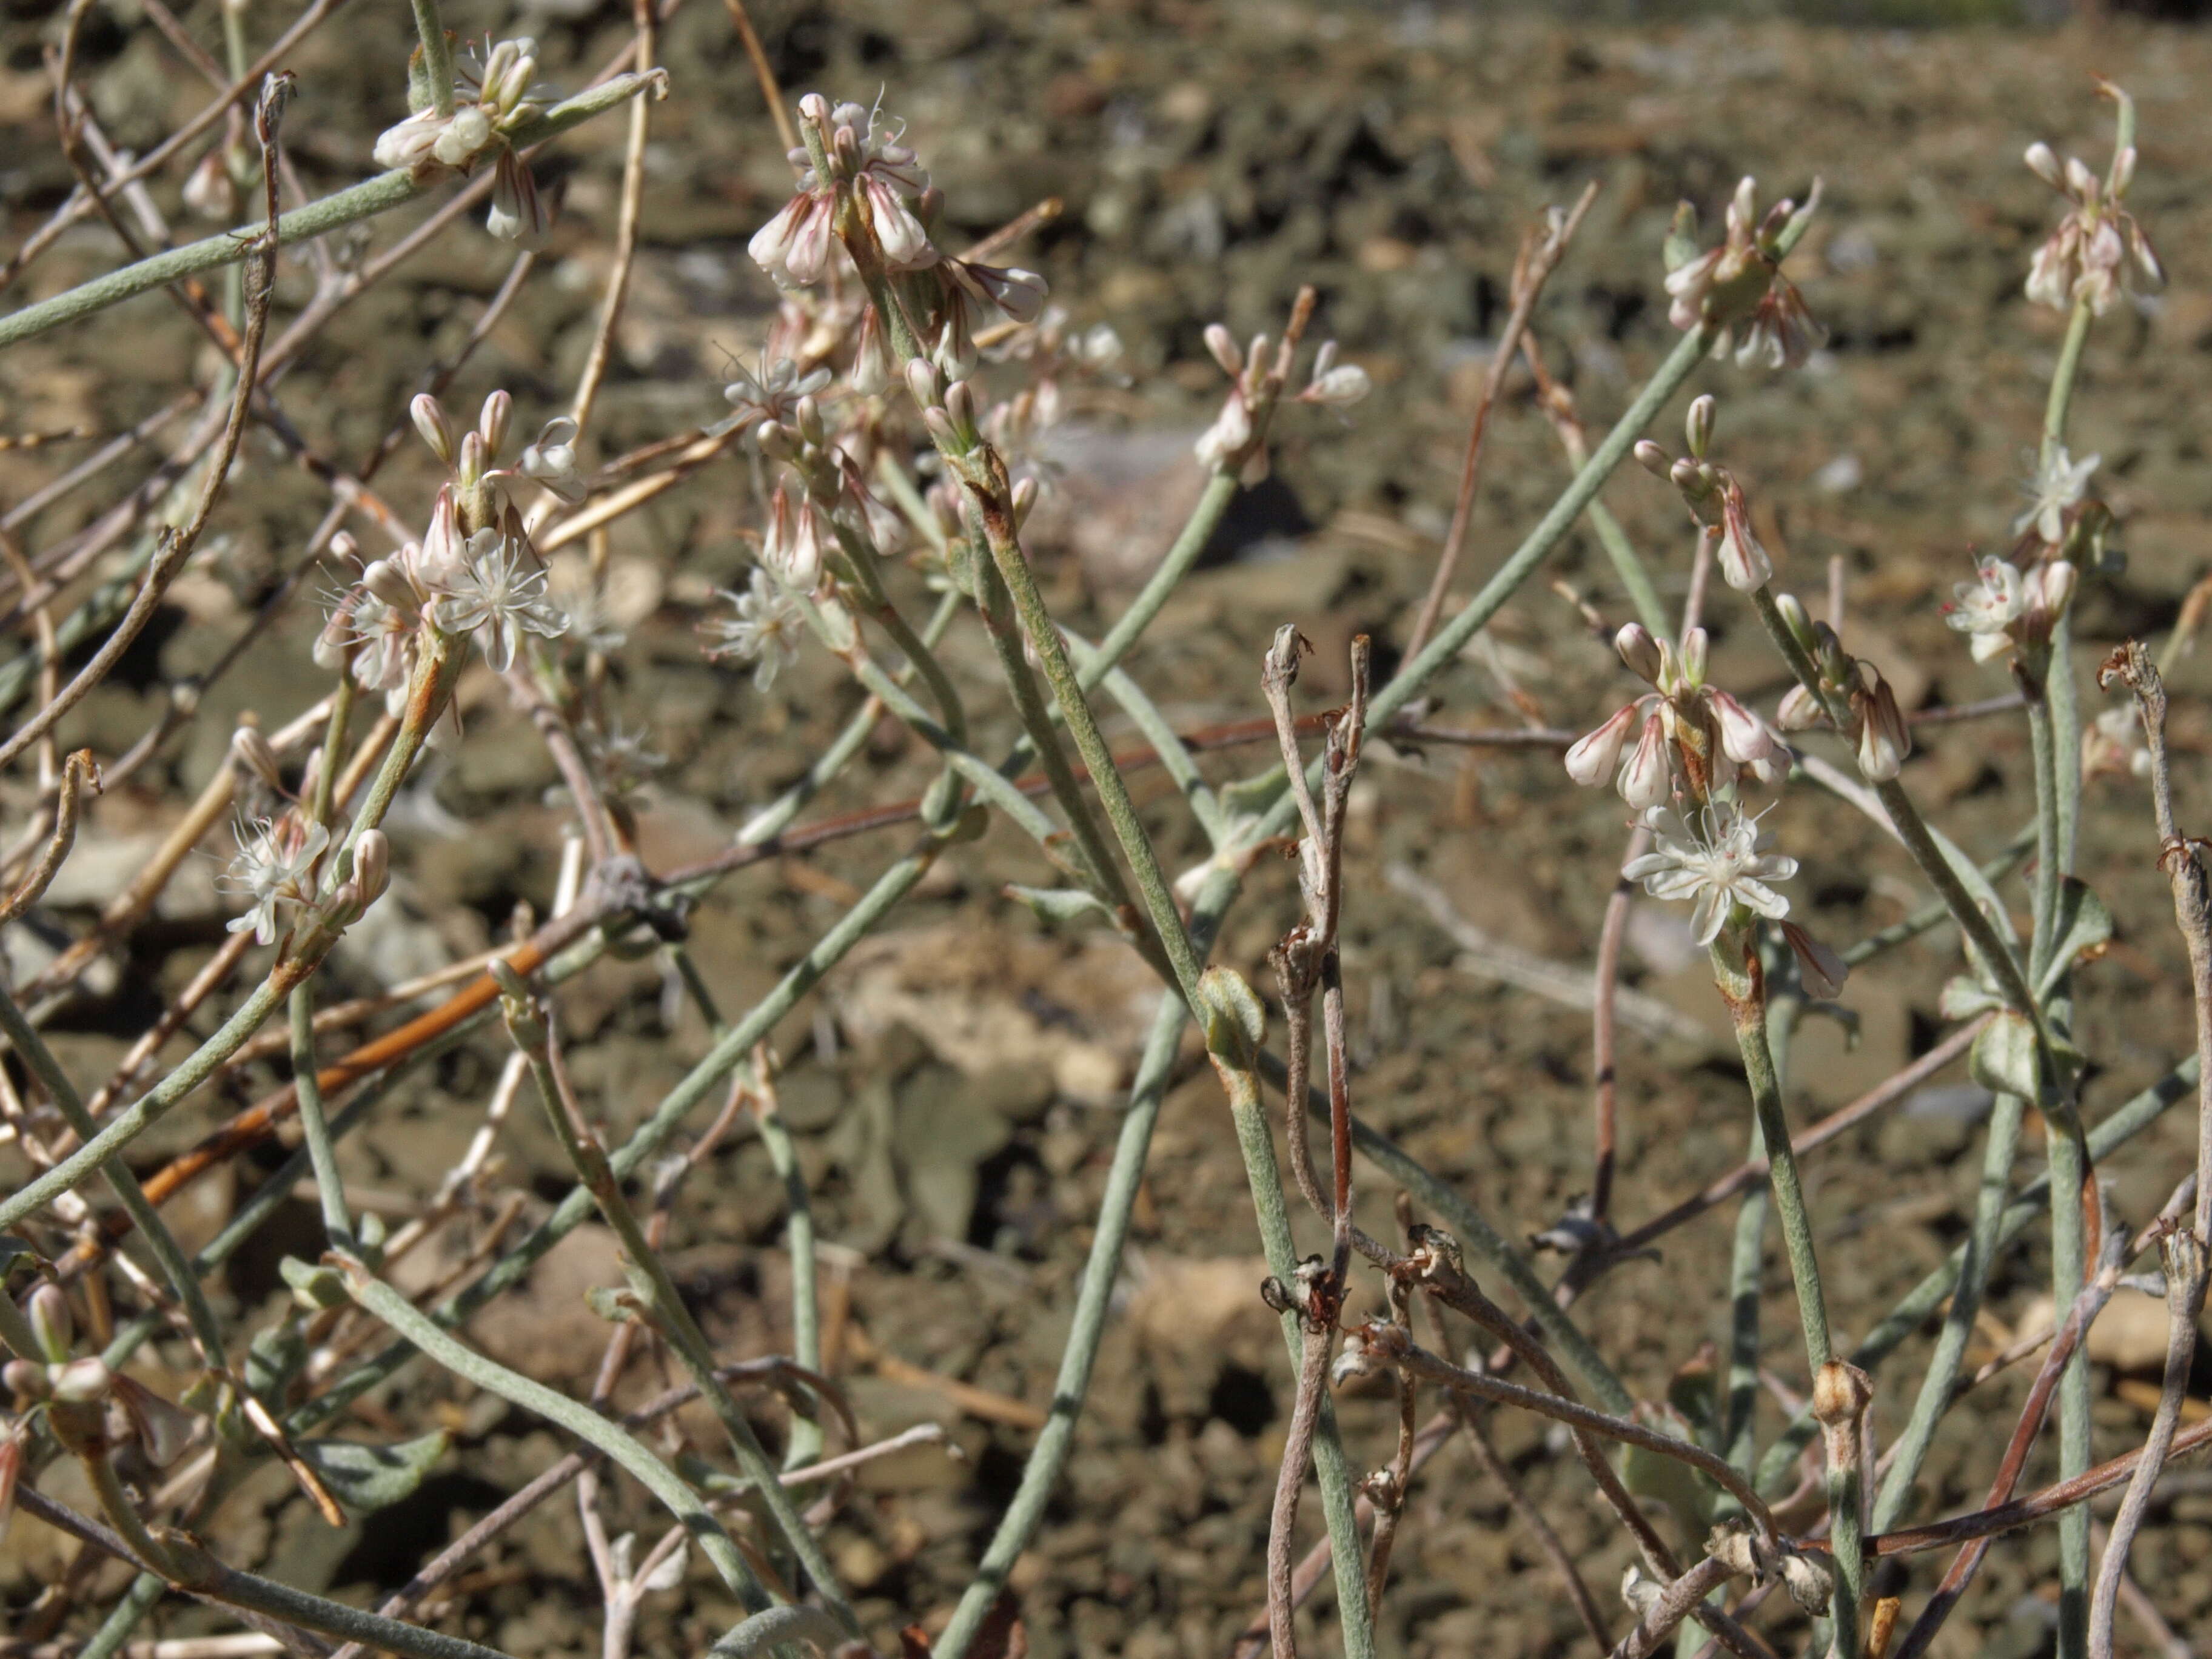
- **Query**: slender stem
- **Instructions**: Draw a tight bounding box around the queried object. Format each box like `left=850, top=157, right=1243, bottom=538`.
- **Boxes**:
left=339, top=1267, right=770, bottom=1610
left=289, top=980, right=351, bottom=1251
left=0, top=983, right=227, bottom=1367
left=1212, top=1033, right=1377, bottom=1659
left=2048, top=1115, right=2093, bottom=1659
left=506, top=1016, right=860, bottom=1635
left=663, top=947, right=825, bottom=1470
left=0, top=75, right=658, bottom=350
left=2040, top=300, right=2095, bottom=469
left=2028, top=690, right=2062, bottom=977
left=1870, top=1092, right=2028, bottom=1530
left=409, top=0, right=455, bottom=116
left=974, top=521, right=1206, bottom=1008
left=1713, top=939, right=1855, bottom=1651
left=1755, top=1056, right=2202, bottom=1496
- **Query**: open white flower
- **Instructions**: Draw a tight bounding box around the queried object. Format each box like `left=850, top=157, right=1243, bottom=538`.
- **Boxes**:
left=1622, top=803, right=1797, bottom=947
left=436, top=532, right=568, bottom=671
left=705, top=566, right=803, bottom=691
left=1943, top=558, right=2027, bottom=663
left=220, top=816, right=330, bottom=945
left=2014, top=444, right=2097, bottom=545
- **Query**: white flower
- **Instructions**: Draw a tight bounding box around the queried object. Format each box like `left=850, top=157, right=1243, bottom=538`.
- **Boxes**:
left=2022, top=135, right=2160, bottom=316
left=2014, top=445, right=2098, bottom=545
left=435, top=532, right=568, bottom=671
left=1943, top=558, right=2028, bottom=663
left=517, top=417, right=588, bottom=503
left=220, top=816, right=330, bottom=945
left=1663, top=176, right=1824, bottom=367
left=1623, top=803, right=1797, bottom=946
left=705, top=566, right=802, bottom=691
left=719, top=356, right=833, bottom=439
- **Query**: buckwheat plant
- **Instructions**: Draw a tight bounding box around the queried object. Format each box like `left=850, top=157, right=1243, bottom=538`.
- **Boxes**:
left=0, top=15, right=2204, bottom=1659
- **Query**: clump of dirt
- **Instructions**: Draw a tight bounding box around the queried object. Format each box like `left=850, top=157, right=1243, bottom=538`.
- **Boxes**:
left=4, top=2, right=2212, bottom=1656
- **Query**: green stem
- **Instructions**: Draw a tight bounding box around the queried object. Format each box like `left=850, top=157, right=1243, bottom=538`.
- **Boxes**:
left=970, top=548, right=1139, bottom=915
left=973, top=520, right=1206, bottom=1007
left=0, top=75, right=657, bottom=350
left=1590, top=494, right=1671, bottom=640
left=79, top=1567, right=166, bottom=1659
left=936, top=871, right=1236, bottom=1659
left=2039, top=300, right=2094, bottom=471
left=1714, top=938, right=1855, bottom=1652
left=508, top=1027, right=859, bottom=1635
left=664, top=946, right=824, bottom=1469
left=0, top=984, right=227, bottom=1367
left=2028, top=691, right=2062, bottom=978
left=409, top=0, right=455, bottom=117
left=1869, top=1091, right=2027, bottom=1532
left=2048, top=1115, right=2093, bottom=1659
left=1756, top=1056, right=2201, bottom=1497
left=339, top=1268, right=771, bottom=1611
left=1365, top=325, right=1712, bottom=732
left=734, top=591, right=958, bottom=846
left=1215, top=1029, right=1377, bottom=1659
left=290, top=981, right=351, bottom=1252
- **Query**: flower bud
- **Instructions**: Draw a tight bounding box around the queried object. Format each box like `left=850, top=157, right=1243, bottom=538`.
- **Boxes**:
left=230, top=725, right=283, bottom=791
left=1669, top=456, right=1706, bottom=498
left=1855, top=672, right=1909, bottom=782
left=1634, top=439, right=1671, bottom=479
left=943, top=378, right=981, bottom=446
left=50, top=1355, right=110, bottom=1404
left=1679, top=626, right=1709, bottom=688
left=1684, top=394, right=1715, bottom=458
left=1717, top=480, right=1772, bottom=592
left=2033, top=558, right=2077, bottom=622
left=1010, top=477, right=1039, bottom=530
left=351, top=830, right=390, bottom=908
left=851, top=307, right=894, bottom=396
left=1564, top=704, right=1637, bottom=788
left=793, top=394, right=825, bottom=449
left=27, top=1285, right=71, bottom=1362
left=903, top=357, right=943, bottom=411
left=1614, top=624, right=1663, bottom=686
left=457, top=430, right=487, bottom=492
left=754, top=421, right=799, bottom=463
left=1772, top=591, right=1815, bottom=652
left=2063, top=155, right=2096, bottom=198
left=1303, top=363, right=1372, bottom=407
left=2023, top=141, right=2062, bottom=189
left=1811, top=622, right=1850, bottom=682
left=1618, top=713, right=1672, bottom=811
left=477, top=390, right=512, bottom=460
left=110, top=1372, right=198, bottom=1466
left=1710, top=689, right=1775, bottom=766
left=2111, top=144, right=2137, bottom=198
left=411, top=395, right=454, bottom=465
left=1195, top=323, right=1244, bottom=380
left=1775, top=683, right=1825, bottom=732
left=2, top=1358, right=47, bottom=1401
left=431, top=106, right=492, bottom=169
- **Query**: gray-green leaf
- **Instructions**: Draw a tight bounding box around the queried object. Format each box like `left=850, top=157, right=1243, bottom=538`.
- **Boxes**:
left=297, top=1432, right=449, bottom=1513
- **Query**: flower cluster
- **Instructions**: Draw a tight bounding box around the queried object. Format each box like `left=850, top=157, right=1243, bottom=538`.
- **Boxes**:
left=373, top=37, right=558, bottom=246
left=4, top=1288, right=199, bottom=1475
left=2022, top=127, right=2162, bottom=316
left=1194, top=322, right=1369, bottom=484
left=1663, top=176, right=1825, bottom=368
left=317, top=392, right=572, bottom=712
left=1623, top=803, right=1797, bottom=947
left=703, top=566, right=803, bottom=691
left=1942, top=552, right=2077, bottom=666
left=1635, top=395, right=1775, bottom=593
left=1768, top=595, right=1915, bottom=783
left=746, top=95, right=1048, bottom=379
left=2014, top=444, right=2099, bottom=548
left=1565, top=622, right=1786, bottom=811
